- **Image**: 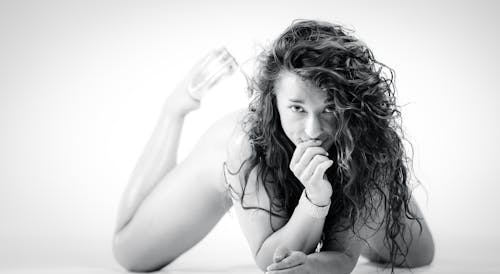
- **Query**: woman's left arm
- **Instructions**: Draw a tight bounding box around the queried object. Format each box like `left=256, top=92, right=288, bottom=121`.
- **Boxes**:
left=265, top=248, right=361, bottom=274
left=306, top=250, right=359, bottom=274
left=266, top=219, right=364, bottom=274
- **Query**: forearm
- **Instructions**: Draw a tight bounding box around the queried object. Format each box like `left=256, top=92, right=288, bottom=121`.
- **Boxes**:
left=307, top=251, right=358, bottom=274
left=114, top=103, right=187, bottom=234
left=255, top=202, right=325, bottom=269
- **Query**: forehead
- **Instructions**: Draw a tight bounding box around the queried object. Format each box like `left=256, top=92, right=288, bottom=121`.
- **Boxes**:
left=275, top=71, right=330, bottom=102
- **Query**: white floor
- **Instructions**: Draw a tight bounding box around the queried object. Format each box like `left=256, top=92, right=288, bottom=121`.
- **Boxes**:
left=2, top=212, right=499, bottom=274
left=1, top=258, right=498, bottom=274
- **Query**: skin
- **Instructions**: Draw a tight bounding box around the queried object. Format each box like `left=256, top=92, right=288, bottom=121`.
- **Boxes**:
left=265, top=72, right=435, bottom=273
left=264, top=71, right=354, bottom=273
left=275, top=70, right=336, bottom=206
left=113, top=52, right=434, bottom=273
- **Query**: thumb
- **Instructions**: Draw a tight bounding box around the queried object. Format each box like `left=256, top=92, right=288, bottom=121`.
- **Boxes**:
left=273, top=246, right=290, bottom=263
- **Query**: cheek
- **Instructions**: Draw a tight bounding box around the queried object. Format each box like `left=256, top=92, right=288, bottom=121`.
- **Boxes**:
left=326, top=123, right=336, bottom=136
left=280, top=115, right=301, bottom=143
left=324, top=117, right=337, bottom=134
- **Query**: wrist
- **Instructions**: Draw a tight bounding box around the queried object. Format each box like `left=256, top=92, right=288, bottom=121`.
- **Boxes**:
left=296, top=190, right=330, bottom=219
left=305, top=189, right=331, bottom=207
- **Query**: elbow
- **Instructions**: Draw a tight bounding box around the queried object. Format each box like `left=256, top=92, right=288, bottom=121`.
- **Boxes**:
left=112, top=233, right=171, bottom=272
left=253, top=247, right=274, bottom=273
left=416, top=230, right=435, bottom=267
left=410, top=242, right=435, bottom=267
left=405, top=233, right=435, bottom=268
left=253, top=252, right=267, bottom=272
left=255, top=258, right=271, bottom=273
left=253, top=245, right=292, bottom=272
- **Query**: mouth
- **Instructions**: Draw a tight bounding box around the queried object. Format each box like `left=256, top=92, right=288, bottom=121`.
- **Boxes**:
left=298, top=138, right=333, bottom=150
left=298, top=138, right=324, bottom=146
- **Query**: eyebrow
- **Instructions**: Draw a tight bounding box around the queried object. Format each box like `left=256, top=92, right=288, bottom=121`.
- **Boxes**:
left=288, top=98, right=334, bottom=104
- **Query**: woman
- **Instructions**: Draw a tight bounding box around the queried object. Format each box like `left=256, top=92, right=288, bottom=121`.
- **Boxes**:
left=113, top=19, right=434, bottom=274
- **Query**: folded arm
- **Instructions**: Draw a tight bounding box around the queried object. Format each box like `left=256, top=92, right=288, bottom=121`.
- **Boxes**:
left=254, top=200, right=327, bottom=269
left=305, top=247, right=361, bottom=274
left=265, top=221, right=364, bottom=274
left=227, top=169, right=326, bottom=271
left=225, top=130, right=339, bottom=272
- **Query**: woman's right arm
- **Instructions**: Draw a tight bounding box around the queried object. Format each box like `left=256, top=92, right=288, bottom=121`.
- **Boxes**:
left=225, top=133, right=328, bottom=272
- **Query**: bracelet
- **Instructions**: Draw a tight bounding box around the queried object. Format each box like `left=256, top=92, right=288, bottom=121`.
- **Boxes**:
left=304, top=189, right=330, bottom=207
left=296, top=190, right=330, bottom=219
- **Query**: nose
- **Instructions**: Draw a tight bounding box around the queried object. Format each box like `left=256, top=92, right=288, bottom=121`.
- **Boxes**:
left=304, top=115, right=323, bottom=140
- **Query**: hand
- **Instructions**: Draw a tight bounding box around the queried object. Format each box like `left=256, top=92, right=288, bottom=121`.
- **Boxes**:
left=289, top=140, right=334, bottom=206
left=266, top=246, right=313, bottom=274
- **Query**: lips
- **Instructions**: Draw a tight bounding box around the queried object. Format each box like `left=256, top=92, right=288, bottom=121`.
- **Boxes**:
left=298, top=138, right=323, bottom=145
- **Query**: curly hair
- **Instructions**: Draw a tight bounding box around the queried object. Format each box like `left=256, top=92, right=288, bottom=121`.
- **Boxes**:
left=224, top=19, right=423, bottom=272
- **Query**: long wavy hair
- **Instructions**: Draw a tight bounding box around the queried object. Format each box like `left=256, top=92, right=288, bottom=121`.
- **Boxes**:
left=224, top=19, right=422, bottom=271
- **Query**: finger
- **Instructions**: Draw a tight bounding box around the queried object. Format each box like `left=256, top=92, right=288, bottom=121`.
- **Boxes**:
left=266, top=269, right=302, bottom=274
left=299, top=145, right=328, bottom=164
left=310, top=159, right=334, bottom=185
left=266, top=264, right=305, bottom=274
left=273, top=246, right=291, bottom=263
left=267, top=252, right=306, bottom=271
left=299, top=154, right=330, bottom=184
left=290, top=140, right=322, bottom=170
left=267, top=265, right=305, bottom=274
left=292, top=147, right=328, bottom=180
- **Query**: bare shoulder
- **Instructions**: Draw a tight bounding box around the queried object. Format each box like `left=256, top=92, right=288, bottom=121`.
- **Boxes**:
left=220, top=109, right=253, bottom=195
left=218, top=110, right=290, bottom=257
left=220, top=109, right=286, bottom=216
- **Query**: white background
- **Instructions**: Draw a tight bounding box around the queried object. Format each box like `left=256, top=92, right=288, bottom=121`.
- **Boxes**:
left=1, top=0, right=499, bottom=269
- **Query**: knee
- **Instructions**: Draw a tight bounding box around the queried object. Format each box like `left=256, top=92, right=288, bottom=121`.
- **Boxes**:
left=114, top=249, right=174, bottom=273
left=113, top=235, right=174, bottom=272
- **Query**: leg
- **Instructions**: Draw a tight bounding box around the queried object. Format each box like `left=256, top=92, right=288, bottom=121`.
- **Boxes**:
left=113, top=83, right=233, bottom=271
left=114, top=85, right=202, bottom=234
left=361, top=196, right=435, bottom=267
left=114, top=152, right=232, bottom=272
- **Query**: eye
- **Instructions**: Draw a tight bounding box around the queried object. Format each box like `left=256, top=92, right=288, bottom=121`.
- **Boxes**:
left=289, top=105, right=304, bottom=113
left=324, top=105, right=335, bottom=113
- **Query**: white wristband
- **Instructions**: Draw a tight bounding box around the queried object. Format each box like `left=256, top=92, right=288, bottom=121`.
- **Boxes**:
left=296, top=190, right=330, bottom=219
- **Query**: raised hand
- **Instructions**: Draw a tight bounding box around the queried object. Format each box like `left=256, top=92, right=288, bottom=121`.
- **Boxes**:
left=289, top=140, right=334, bottom=206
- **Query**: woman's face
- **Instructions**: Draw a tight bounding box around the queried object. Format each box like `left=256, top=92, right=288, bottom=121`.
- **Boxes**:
left=274, top=71, right=336, bottom=151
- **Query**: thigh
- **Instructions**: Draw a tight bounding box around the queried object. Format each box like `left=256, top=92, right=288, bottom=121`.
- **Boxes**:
left=114, top=143, right=232, bottom=270
left=360, top=196, right=434, bottom=267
